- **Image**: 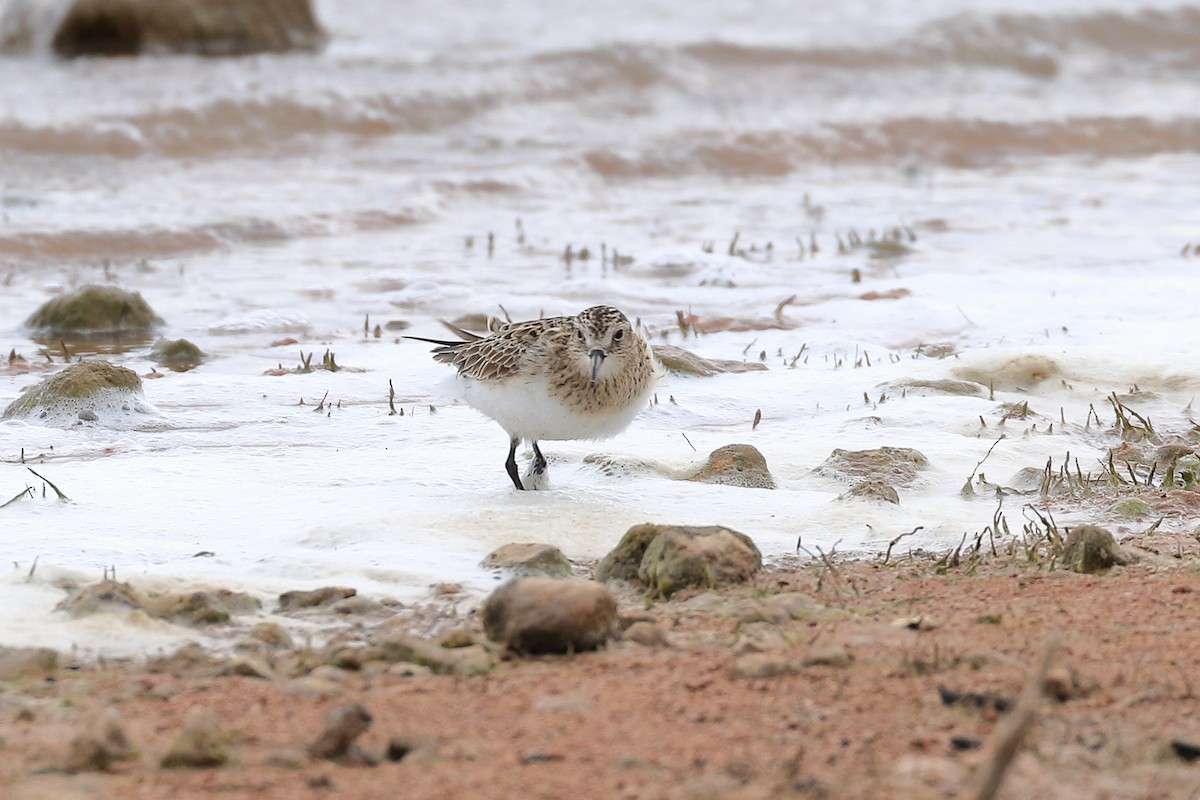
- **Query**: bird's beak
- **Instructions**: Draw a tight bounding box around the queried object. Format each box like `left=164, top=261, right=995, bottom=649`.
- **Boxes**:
left=589, top=349, right=606, bottom=387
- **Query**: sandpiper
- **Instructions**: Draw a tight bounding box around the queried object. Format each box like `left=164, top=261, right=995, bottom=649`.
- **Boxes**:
left=408, top=305, right=657, bottom=490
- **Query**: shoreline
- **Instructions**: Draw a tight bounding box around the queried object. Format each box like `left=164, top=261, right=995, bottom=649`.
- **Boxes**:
left=6, top=534, right=1200, bottom=799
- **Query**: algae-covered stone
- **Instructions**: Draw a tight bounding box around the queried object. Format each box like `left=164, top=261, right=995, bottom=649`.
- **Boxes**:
left=637, top=525, right=762, bottom=598
left=3, top=360, right=158, bottom=428
left=1, top=0, right=327, bottom=57
left=652, top=344, right=768, bottom=377
left=685, top=444, right=777, bottom=489
left=481, top=578, right=617, bottom=654
left=1064, top=525, right=1134, bottom=574
left=24, top=285, right=163, bottom=337
left=595, top=524, right=664, bottom=582
left=482, top=542, right=573, bottom=578
left=815, top=446, right=929, bottom=487
left=598, top=523, right=763, bottom=596
left=151, top=338, right=204, bottom=371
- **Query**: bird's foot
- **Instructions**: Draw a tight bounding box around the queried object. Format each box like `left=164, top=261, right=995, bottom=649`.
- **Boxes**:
left=521, top=461, right=550, bottom=491
left=520, top=465, right=549, bottom=491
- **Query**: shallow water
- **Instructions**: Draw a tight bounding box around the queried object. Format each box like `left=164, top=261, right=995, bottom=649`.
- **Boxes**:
left=2, top=0, right=1199, bottom=656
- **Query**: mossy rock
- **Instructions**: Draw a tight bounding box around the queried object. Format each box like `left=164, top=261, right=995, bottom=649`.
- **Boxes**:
left=638, top=526, right=762, bottom=599
left=3, top=360, right=156, bottom=426
left=152, top=338, right=204, bottom=371
left=685, top=444, right=777, bottom=489
left=25, top=285, right=163, bottom=337
left=26, top=0, right=326, bottom=58
left=597, top=523, right=762, bottom=598
left=595, top=524, right=664, bottom=582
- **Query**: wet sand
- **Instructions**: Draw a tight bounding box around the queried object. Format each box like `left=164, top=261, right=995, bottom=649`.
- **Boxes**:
left=6, top=537, right=1200, bottom=800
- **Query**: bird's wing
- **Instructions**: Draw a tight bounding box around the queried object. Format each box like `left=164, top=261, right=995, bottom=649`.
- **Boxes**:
left=449, top=321, right=548, bottom=380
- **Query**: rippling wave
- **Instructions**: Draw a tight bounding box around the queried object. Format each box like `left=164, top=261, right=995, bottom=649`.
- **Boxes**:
left=0, top=219, right=290, bottom=263
left=583, top=115, right=1200, bottom=175
left=0, top=4, right=1196, bottom=169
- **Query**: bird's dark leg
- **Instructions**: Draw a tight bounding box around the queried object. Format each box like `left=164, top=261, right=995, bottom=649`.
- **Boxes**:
left=531, top=441, right=548, bottom=476
left=505, top=437, right=525, bottom=490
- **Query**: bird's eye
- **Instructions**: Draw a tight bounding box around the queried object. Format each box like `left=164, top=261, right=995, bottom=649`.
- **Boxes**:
left=613, top=329, right=625, bottom=341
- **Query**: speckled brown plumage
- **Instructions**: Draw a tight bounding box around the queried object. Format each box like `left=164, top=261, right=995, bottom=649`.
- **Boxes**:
left=407, top=305, right=658, bottom=490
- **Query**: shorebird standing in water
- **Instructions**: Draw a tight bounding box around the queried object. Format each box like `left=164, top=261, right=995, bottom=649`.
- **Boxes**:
left=407, top=305, right=657, bottom=490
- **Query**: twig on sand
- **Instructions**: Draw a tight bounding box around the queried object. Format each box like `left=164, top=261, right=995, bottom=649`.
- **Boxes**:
left=1, top=486, right=34, bottom=508
left=27, top=468, right=68, bottom=501
left=882, top=526, right=924, bottom=565
left=972, top=636, right=1060, bottom=800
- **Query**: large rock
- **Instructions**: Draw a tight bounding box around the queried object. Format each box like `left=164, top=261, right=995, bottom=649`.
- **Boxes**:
left=685, top=444, right=777, bottom=489
left=815, top=446, right=929, bottom=487
left=638, top=526, right=762, bottom=598
left=481, top=543, right=573, bottom=578
left=24, top=285, right=162, bottom=338
left=652, top=344, right=768, bottom=376
left=594, top=524, right=661, bottom=582
left=2, top=360, right=159, bottom=428
left=481, top=578, right=617, bottom=654
left=1, top=0, right=325, bottom=57
left=596, top=524, right=762, bottom=598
